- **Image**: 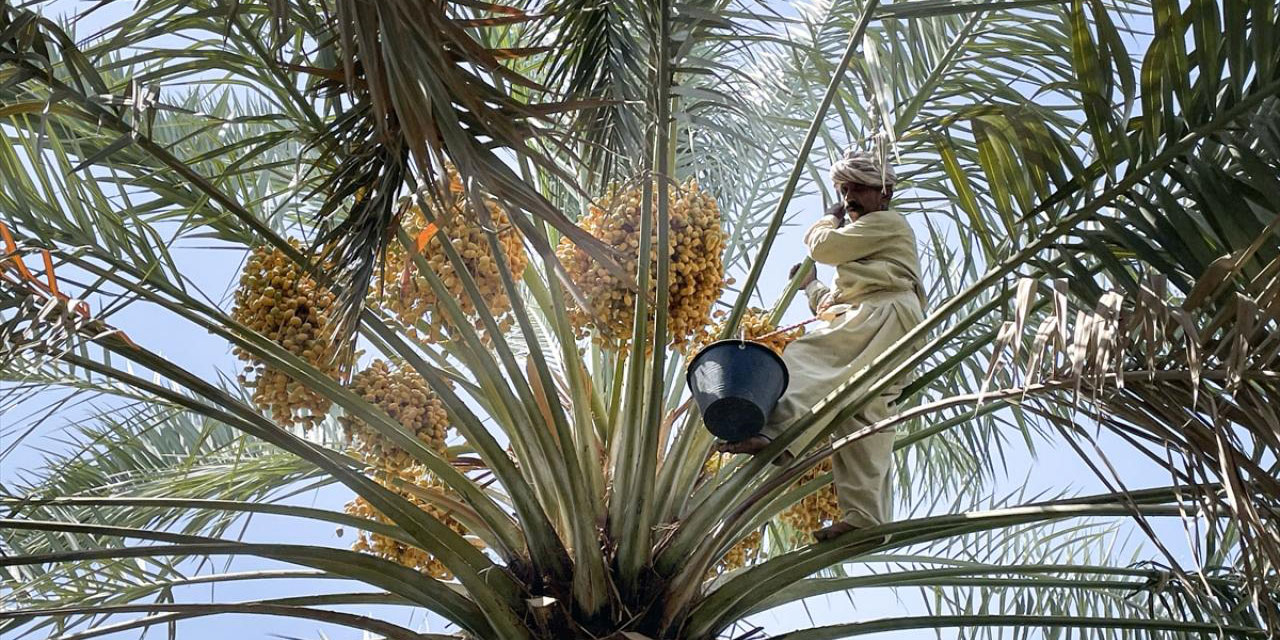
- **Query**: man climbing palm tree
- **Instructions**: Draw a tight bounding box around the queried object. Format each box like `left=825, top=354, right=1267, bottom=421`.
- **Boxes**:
left=715, top=149, right=927, bottom=542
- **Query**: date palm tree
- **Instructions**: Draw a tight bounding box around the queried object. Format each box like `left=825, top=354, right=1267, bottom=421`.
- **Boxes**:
left=1, top=1, right=1278, bottom=638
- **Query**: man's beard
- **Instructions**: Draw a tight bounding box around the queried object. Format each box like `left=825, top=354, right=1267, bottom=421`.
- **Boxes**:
left=845, top=199, right=867, bottom=216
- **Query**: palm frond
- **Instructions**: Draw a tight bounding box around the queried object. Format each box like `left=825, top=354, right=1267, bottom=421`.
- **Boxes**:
left=5, top=1, right=1280, bottom=639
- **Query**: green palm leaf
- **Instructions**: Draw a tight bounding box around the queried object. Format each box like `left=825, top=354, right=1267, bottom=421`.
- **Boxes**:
left=3, top=0, right=1279, bottom=638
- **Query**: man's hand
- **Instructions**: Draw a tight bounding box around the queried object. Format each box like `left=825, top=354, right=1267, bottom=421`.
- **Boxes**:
left=824, top=202, right=847, bottom=225
left=816, top=294, right=836, bottom=314
left=789, top=262, right=817, bottom=287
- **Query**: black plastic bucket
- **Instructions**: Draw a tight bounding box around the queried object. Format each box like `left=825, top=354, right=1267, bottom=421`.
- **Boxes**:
left=686, top=339, right=789, bottom=442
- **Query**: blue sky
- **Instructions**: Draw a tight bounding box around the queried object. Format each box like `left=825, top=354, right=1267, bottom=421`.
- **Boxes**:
left=0, top=1, right=1201, bottom=639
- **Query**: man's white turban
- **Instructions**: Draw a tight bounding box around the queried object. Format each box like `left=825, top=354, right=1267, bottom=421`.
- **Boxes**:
left=829, top=149, right=896, bottom=189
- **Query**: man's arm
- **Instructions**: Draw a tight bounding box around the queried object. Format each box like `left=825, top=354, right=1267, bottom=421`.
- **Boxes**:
left=804, top=279, right=831, bottom=315
left=790, top=261, right=831, bottom=315
left=804, top=212, right=897, bottom=265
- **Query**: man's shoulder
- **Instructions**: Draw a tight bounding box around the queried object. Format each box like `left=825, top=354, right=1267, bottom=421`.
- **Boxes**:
left=862, top=209, right=911, bottom=229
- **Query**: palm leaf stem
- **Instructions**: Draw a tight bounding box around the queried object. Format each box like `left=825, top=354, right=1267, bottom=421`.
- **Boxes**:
left=0, top=520, right=487, bottom=635
left=0, top=497, right=418, bottom=547
left=773, top=614, right=1267, bottom=639
left=749, top=562, right=1247, bottom=616
left=40, top=347, right=529, bottom=638
left=389, top=217, right=576, bottom=580
left=721, top=0, right=882, bottom=336
left=688, top=502, right=1239, bottom=637
left=621, top=0, right=676, bottom=589
left=2, top=600, right=434, bottom=640
left=481, top=220, right=611, bottom=611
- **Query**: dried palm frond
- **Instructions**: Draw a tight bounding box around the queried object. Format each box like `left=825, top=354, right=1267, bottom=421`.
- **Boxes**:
left=300, top=0, right=621, bottom=328
left=978, top=273, right=1280, bottom=628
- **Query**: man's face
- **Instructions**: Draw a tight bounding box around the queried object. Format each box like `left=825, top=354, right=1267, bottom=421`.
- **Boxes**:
left=840, top=184, right=886, bottom=216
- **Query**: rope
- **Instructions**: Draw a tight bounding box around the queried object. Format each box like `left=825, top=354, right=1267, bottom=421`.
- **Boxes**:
left=752, top=315, right=823, bottom=341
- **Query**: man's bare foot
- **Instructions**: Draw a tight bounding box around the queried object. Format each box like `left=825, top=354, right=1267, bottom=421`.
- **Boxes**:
left=712, top=435, right=771, bottom=455
left=813, top=522, right=894, bottom=544
left=712, top=436, right=795, bottom=465
left=813, top=521, right=858, bottom=542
